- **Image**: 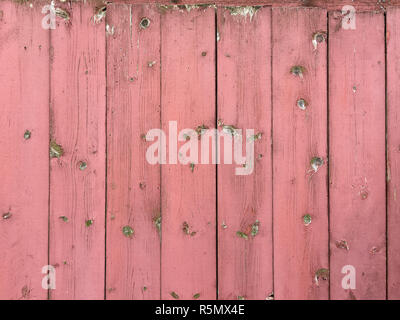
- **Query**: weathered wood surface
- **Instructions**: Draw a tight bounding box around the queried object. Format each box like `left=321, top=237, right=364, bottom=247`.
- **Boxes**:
left=0, top=1, right=396, bottom=300
left=49, top=2, right=106, bottom=299
left=160, top=7, right=217, bottom=300
left=387, top=6, right=400, bottom=300
left=106, top=3, right=161, bottom=299
left=329, top=11, right=386, bottom=300
left=0, top=1, right=49, bottom=300
left=217, top=6, right=273, bottom=300
left=272, top=7, right=329, bottom=300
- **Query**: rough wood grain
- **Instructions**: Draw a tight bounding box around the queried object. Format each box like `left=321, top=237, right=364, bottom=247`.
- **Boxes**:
left=272, top=7, right=329, bottom=300
left=329, top=11, right=386, bottom=300
left=217, top=7, right=273, bottom=300
left=106, top=3, right=161, bottom=300
left=112, top=0, right=396, bottom=11
left=0, top=1, right=49, bottom=300
left=160, top=7, right=216, bottom=300
left=386, top=6, right=400, bottom=300
left=49, top=2, right=106, bottom=299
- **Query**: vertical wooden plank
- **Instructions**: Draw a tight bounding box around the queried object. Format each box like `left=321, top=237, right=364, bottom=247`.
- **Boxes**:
left=272, top=7, right=328, bottom=300
left=106, top=4, right=161, bottom=299
left=217, top=7, right=273, bottom=300
left=161, top=7, right=216, bottom=300
left=49, top=2, right=106, bottom=299
left=329, top=12, right=386, bottom=300
left=386, top=7, right=399, bottom=300
left=0, top=1, right=49, bottom=300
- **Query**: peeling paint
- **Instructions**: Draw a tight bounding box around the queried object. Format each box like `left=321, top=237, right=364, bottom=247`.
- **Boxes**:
left=2, top=212, right=12, bottom=220
left=225, top=6, right=261, bottom=21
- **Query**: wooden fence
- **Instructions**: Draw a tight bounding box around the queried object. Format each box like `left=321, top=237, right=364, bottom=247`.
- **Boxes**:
left=0, top=0, right=399, bottom=300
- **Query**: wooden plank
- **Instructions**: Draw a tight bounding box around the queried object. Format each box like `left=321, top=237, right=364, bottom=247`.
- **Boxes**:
left=49, top=2, right=106, bottom=299
left=106, top=3, right=161, bottom=299
left=0, top=1, right=49, bottom=300
left=329, top=11, right=386, bottom=300
left=216, top=7, right=273, bottom=300
left=161, top=7, right=216, bottom=300
left=387, top=6, right=400, bottom=300
left=112, top=1, right=395, bottom=11
left=272, top=7, right=329, bottom=300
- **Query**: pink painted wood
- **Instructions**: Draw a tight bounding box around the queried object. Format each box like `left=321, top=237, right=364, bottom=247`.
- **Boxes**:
left=160, top=7, right=216, bottom=300
left=272, top=7, right=329, bottom=300
left=0, top=1, right=49, bottom=300
left=49, top=2, right=106, bottom=299
left=106, top=3, right=161, bottom=299
left=329, top=11, right=386, bottom=300
left=387, top=6, right=400, bottom=300
left=217, top=7, right=273, bottom=300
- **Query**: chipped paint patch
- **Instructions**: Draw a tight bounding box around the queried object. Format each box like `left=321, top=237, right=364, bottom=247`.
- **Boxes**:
left=290, top=65, right=305, bottom=78
left=50, top=140, right=64, bottom=158
left=55, top=8, right=70, bottom=21
left=159, top=4, right=216, bottom=13
left=140, top=17, right=150, bottom=29
left=153, top=215, right=161, bottom=233
left=106, top=24, right=114, bottom=36
left=182, top=221, right=196, bottom=236
left=315, top=268, right=329, bottom=286
left=312, top=31, right=327, bottom=50
left=93, top=6, right=106, bottom=24
left=2, top=212, right=12, bottom=220
left=335, top=239, right=349, bottom=250
left=59, top=216, right=68, bottom=222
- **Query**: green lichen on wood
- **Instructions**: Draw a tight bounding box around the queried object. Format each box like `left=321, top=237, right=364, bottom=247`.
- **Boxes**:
left=85, top=219, right=94, bottom=227
left=50, top=140, right=64, bottom=158
left=236, top=231, right=248, bottom=240
left=122, top=225, right=134, bottom=238
left=250, top=220, right=259, bottom=237
left=310, top=157, right=324, bottom=172
left=24, top=130, right=31, bottom=140
left=170, top=291, right=179, bottom=299
left=189, top=162, right=195, bottom=172
left=59, top=216, right=68, bottom=222
left=303, top=214, right=312, bottom=226
left=290, top=65, right=305, bottom=78
left=193, top=293, right=200, bottom=299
